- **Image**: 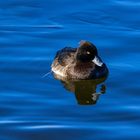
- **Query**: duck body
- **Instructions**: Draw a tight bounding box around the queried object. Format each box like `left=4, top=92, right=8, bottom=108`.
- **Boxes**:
left=51, top=41, right=108, bottom=80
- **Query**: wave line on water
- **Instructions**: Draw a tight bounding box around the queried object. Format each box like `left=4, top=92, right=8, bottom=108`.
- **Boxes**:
left=0, top=24, right=63, bottom=29
left=42, top=71, right=52, bottom=78
left=22, top=125, right=69, bottom=130
left=0, top=120, right=24, bottom=124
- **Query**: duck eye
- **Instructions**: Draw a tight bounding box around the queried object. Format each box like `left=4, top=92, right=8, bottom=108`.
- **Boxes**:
left=87, top=51, right=90, bottom=54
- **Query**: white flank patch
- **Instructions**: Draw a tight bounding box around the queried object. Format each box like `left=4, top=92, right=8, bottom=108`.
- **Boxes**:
left=51, top=67, right=65, bottom=77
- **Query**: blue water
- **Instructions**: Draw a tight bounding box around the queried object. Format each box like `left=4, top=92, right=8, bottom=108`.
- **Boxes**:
left=0, top=0, right=140, bottom=139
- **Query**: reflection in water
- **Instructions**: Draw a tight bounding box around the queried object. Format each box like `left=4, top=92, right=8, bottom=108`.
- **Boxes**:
left=54, top=74, right=107, bottom=105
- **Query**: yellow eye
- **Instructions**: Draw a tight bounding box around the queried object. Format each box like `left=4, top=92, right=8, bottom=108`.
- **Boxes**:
left=87, top=51, right=90, bottom=54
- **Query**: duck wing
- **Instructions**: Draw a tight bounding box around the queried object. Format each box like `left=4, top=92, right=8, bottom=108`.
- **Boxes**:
left=55, top=47, right=77, bottom=66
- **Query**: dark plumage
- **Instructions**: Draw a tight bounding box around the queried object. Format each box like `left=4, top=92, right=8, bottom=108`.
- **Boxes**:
left=51, top=41, right=108, bottom=80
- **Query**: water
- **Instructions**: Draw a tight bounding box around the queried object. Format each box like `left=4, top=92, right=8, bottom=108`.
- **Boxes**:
left=0, top=0, right=140, bottom=139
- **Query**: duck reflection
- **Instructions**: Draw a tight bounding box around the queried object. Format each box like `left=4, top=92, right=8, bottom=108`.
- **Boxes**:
left=54, top=74, right=107, bottom=105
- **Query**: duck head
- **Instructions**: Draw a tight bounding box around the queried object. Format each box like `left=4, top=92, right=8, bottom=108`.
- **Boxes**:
left=76, top=40, right=103, bottom=67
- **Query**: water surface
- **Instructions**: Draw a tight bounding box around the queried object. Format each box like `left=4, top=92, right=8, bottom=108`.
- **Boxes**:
left=0, top=0, right=140, bottom=140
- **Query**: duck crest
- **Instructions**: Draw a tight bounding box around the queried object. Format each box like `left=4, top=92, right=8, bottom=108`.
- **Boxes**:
left=79, top=40, right=91, bottom=47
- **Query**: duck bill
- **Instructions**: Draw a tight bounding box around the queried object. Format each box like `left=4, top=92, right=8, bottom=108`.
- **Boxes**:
left=92, top=56, right=103, bottom=67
